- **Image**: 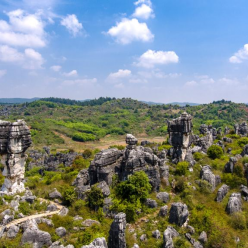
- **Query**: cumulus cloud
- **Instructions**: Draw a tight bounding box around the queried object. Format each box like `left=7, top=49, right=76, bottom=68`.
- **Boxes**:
left=135, top=50, right=179, bottom=68
left=107, top=69, right=132, bottom=81
left=134, top=0, right=152, bottom=6
left=63, top=70, right=78, bottom=77
left=61, top=14, right=83, bottom=37
left=63, top=78, right=97, bottom=86
left=133, top=4, right=154, bottom=20
left=185, top=81, right=198, bottom=87
left=0, top=70, right=6, bottom=78
left=50, top=65, right=61, bottom=72
left=0, top=9, right=46, bottom=48
left=0, top=45, right=44, bottom=69
left=107, top=18, right=154, bottom=44
left=229, top=44, right=248, bottom=63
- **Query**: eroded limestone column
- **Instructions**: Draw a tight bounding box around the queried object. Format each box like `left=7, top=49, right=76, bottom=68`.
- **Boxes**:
left=0, top=120, right=31, bottom=194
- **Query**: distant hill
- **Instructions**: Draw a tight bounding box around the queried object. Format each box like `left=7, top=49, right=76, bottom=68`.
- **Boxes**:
left=142, top=101, right=199, bottom=106
left=0, top=98, right=40, bottom=104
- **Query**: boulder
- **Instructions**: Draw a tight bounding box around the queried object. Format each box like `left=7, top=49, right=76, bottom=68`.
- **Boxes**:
left=241, top=145, right=248, bottom=157
left=163, top=226, right=179, bottom=248
left=240, top=185, right=248, bottom=201
left=82, top=219, right=100, bottom=227
left=21, top=219, right=52, bottom=248
left=198, top=231, right=208, bottom=244
left=55, top=227, right=66, bottom=237
left=186, top=225, right=195, bottom=234
left=7, top=225, right=19, bottom=238
left=81, top=237, right=107, bottom=248
left=224, top=157, right=238, bottom=173
left=108, top=212, right=126, bottom=248
left=140, top=234, right=147, bottom=242
left=145, top=198, right=157, bottom=208
left=216, top=184, right=229, bottom=202
left=156, top=192, right=170, bottom=203
left=50, top=241, right=75, bottom=248
left=47, top=204, right=58, bottom=211
left=2, top=214, right=14, bottom=225
left=226, top=193, right=242, bottom=214
left=152, top=230, right=161, bottom=239
left=49, top=188, right=62, bottom=199
left=200, top=165, right=221, bottom=191
left=159, top=205, right=168, bottom=217
left=59, top=207, right=69, bottom=216
left=97, top=181, right=110, bottom=198
left=169, top=202, right=189, bottom=226
left=185, top=233, right=203, bottom=248
left=223, top=137, right=232, bottom=143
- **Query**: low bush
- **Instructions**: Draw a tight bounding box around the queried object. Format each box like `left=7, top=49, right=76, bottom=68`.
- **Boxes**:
left=175, top=162, right=189, bottom=176
left=207, top=145, right=223, bottom=159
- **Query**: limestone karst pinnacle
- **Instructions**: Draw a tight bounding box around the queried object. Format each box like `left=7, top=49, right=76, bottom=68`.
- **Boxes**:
left=0, top=120, right=32, bottom=194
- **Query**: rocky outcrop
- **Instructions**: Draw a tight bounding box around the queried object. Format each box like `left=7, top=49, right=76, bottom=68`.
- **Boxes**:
left=240, top=185, right=248, bottom=201
left=152, top=230, right=161, bottom=239
left=55, top=227, right=66, bottom=237
left=226, top=193, right=242, bottom=214
left=21, top=219, right=52, bottom=248
left=49, top=188, right=62, bottom=200
left=235, top=122, right=248, bottom=136
left=185, top=233, right=203, bottom=248
left=224, top=157, right=238, bottom=173
left=145, top=198, right=158, bottom=208
left=200, top=165, right=221, bottom=191
left=81, top=237, right=107, bottom=248
left=156, top=192, right=170, bottom=203
left=108, top=212, right=126, bottom=248
left=216, top=184, right=229, bottom=202
left=198, top=231, right=208, bottom=244
left=169, top=202, right=189, bottom=226
left=0, top=120, right=31, bottom=194
left=167, top=112, right=193, bottom=163
left=97, top=181, right=110, bottom=198
left=241, top=145, right=248, bottom=157
left=159, top=205, right=168, bottom=217
left=163, top=226, right=179, bottom=248
left=223, top=137, right=232, bottom=143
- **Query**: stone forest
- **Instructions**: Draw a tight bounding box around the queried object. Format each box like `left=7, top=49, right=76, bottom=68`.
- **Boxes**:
left=0, top=99, right=248, bottom=248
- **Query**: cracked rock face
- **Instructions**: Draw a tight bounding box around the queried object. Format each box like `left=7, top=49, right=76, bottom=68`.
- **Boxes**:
left=108, top=212, right=126, bottom=248
left=0, top=120, right=31, bottom=194
left=169, top=202, right=189, bottom=226
left=200, top=165, right=221, bottom=191
left=226, top=193, right=242, bottom=214
left=216, top=184, right=229, bottom=202
left=163, top=226, right=179, bottom=248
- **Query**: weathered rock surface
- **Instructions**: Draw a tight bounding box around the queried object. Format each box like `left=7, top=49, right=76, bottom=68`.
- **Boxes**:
left=241, top=145, right=248, bottom=157
left=47, top=204, right=58, bottom=211
left=226, top=193, right=242, bottom=214
left=240, top=185, right=248, bottom=201
left=169, top=202, right=189, bottom=226
left=49, top=188, right=62, bottom=199
left=198, top=231, right=208, bottom=244
left=167, top=112, right=193, bottom=163
left=224, top=157, right=238, bottom=173
left=140, top=234, right=147, bottom=242
left=6, top=225, right=19, bottom=238
left=145, top=198, right=158, bottom=208
left=81, top=237, right=107, bottom=248
left=21, top=219, right=52, bottom=248
left=81, top=219, right=100, bottom=227
left=216, top=184, right=229, bottom=202
left=152, top=230, right=161, bottom=239
left=163, top=226, right=179, bottom=248
left=56, top=227, right=66, bottom=237
left=50, top=241, right=74, bottom=248
left=159, top=205, right=168, bottom=217
left=185, top=233, right=203, bottom=248
left=108, top=212, right=126, bottom=248
left=97, top=181, right=110, bottom=198
left=223, top=137, right=232, bottom=143
left=235, top=122, right=248, bottom=136
left=200, top=165, right=221, bottom=191
left=156, top=192, right=170, bottom=203
left=0, top=120, right=32, bottom=194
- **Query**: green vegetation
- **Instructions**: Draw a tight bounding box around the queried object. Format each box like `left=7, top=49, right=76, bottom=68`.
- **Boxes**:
left=207, top=145, right=224, bottom=159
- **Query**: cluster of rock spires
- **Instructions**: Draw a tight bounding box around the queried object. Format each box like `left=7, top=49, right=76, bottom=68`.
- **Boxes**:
left=0, top=120, right=31, bottom=194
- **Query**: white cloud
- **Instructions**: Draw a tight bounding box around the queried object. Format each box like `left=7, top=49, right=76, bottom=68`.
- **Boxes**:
left=50, top=65, right=61, bottom=72
left=135, top=50, right=179, bottom=68
left=63, top=78, right=97, bottom=86
left=229, top=44, right=248, bottom=64
left=133, top=4, right=154, bottom=20
left=114, top=83, right=124, bottom=88
left=218, top=77, right=239, bottom=85
left=107, top=69, right=132, bottom=81
left=61, top=14, right=83, bottom=37
left=107, top=18, right=154, bottom=45
left=0, top=9, right=47, bottom=48
left=0, top=70, right=6, bottom=78
left=134, top=0, right=152, bottom=6
left=0, top=45, right=44, bottom=69
left=185, top=81, right=197, bottom=87
left=63, top=70, right=78, bottom=77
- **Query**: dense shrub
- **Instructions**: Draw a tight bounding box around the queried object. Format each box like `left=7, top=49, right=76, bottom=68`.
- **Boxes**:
left=72, top=156, right=89, bottom=170
left=238, top=137, right=248, bottom=147
left=222, top=173, right=246, bottom=188
left=62, top=186, right=76, bottom=206
left=193, top=152, right=204, bottom=161
left=207, top=145, right=223, bottom=159
left=83, top=149, right=93, bottom=158
left=175, top=162, right=189, bottom=176
left=87, top=185, right=104, bottom=211
left=229, top=212, right=246, bottom=230
left=72, top=132, right=96, bottom=142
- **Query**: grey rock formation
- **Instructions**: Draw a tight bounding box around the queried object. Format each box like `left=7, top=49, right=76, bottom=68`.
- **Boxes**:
left=224, top=127, right=230, bottom=135
left=73, top=169, right=90, bottom=199
left=50, top=241, right=74, bottom=248
left=21, top=219, right=52, bottom=248
left=2, top=214, right=14, bottom=225
left=216, top=184, right=229, bottom=202
left=132, top=244, right=139, bottom=248
left=108, top=212, right=126, bottom=248
left=241, top=145, right=248, bottom=157
left=59, top=207, right=69, bottom=216
left=235, top=122, right=248, bottom=136
left=145, top=198, right=158, bottom=208
left=56, top=227, right=66, bottom=237
left=35, top=218, right=54, bottom=227
left=169, top=202, right=189, bottom=226
left=224, top=157, right=238, bottom=173
left=0, top=120, right=31, bottom=194
left=97, top=181, right=110, bottom=198
left=152, top=230, right=161, bottom=239
left=156, top=192, right=170, bottom=203
left=186, top=225, right=195, bottom=234
left=185, top=233, right=203, bottom=248
left=140, top=234, right=147, bottom=242
left=167, top=112, right=193, bottom=163
left=163, top=226, right=179, bottom=248
left=223, top=137, right=232, bottom=143
left=82, top=219, right=100, bottom=227
left=6, top=225, right=19, bottom=238
left=159, top=205, right=168, bottom=217
left=81, top=237, right=107, bottom=248
left=240, top=185, right=248, bottom=201
left=198, top=231, right=208, bottom=244
left=226, top=193, right=242, bottom=214
left=47, top=204, right=58, bottom=211
left=200, top=165, right=221, bottom=191
left=49, top=188, right=62, bottom=199
left=216, top=140, right=225, bottom=151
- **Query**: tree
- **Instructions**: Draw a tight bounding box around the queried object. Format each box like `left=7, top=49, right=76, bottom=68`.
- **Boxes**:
left=207, top=145, right=223, bottom=159
left=87, top=185, right=104, bottom=211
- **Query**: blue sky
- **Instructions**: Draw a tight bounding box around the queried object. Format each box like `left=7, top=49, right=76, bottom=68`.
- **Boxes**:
left=0, top=0, right=248, bottom=103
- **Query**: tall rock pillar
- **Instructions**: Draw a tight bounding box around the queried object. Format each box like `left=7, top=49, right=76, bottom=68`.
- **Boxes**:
left=167, top=112, right=193, bottom=162
left=0, top=120, right=32, bottom=194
